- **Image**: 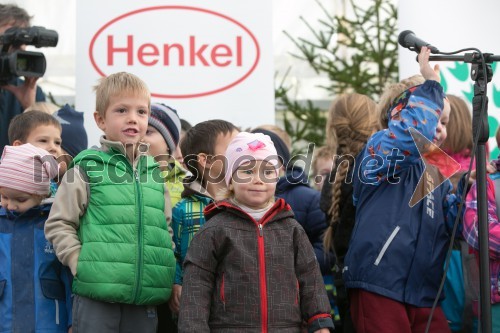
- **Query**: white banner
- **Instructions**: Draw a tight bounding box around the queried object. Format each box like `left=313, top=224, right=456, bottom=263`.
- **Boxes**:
left=398, top=0, right=500, bottom=158
left=76, top=1, right=274, bottom=146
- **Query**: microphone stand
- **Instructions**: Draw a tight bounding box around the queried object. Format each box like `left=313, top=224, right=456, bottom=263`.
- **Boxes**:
left=429, top=52, right=500, bottom=333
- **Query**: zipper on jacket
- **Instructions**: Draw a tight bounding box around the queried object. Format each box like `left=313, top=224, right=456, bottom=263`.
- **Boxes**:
left=220, top=272, right=226, bottom=311
left=132, top=167, right=144, bottom=303
left=222, top=202, right=283, bottom=333
left=295, top=279, right=299, bottom=305
left=374, top=226, right=400, bottom=266
left=55, top=300, right=59, bottom=325
left=257, top=222, right=268, bottom=333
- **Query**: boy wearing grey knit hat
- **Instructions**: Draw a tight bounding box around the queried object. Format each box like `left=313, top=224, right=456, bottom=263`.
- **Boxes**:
left=144, top=102, right=187, bottom=206
left=143, top=102, right=185, bottom=332
left=144, top=103, right=181, bottom=165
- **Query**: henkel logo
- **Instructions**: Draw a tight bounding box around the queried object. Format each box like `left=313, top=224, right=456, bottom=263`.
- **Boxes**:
left=89, top=6, right=260, bottom=98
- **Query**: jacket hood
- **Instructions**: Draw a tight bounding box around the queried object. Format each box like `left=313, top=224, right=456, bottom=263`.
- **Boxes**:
left=277, top=166, right=310, bottom=193
left=204, top=198, right=293, bottom=222
left=163, top=160, right=188, bottom=182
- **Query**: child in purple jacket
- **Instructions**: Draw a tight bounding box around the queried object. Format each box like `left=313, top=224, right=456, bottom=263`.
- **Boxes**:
left=463, top=157, right=500, bottom=331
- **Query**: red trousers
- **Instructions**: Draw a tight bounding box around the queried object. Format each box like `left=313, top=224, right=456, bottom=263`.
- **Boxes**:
left=349, top=289, right=450, bottom=333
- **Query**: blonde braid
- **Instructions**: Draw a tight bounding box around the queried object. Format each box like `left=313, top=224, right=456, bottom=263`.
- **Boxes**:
left=323, top=93, right=378, bottom=252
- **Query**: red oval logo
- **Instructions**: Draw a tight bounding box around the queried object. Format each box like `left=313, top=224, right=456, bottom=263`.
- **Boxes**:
left=89, top=6, right=260, bottom=99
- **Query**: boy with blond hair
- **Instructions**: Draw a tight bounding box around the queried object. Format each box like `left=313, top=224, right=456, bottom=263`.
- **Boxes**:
left=45, top=72, right=175, bottom=333
left=311, top=145, right=334, bottom=191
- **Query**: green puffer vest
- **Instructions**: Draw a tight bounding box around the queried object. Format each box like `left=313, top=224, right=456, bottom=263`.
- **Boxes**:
left=71, top=148, right=175, bottom=305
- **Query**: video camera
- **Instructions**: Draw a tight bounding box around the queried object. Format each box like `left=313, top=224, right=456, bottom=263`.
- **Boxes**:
left=0, top=26, right=58, bottom=84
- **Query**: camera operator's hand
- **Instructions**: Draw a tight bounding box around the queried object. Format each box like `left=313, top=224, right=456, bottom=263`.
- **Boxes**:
left=1, top=76, right=39, bottom=110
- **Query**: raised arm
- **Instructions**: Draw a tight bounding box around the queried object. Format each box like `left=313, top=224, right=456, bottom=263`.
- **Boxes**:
left=359, top=47, right=445, bottom=185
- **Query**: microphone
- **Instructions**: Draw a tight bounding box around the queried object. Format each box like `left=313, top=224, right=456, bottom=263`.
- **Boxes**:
left=398, top=30, right=439, bottom=54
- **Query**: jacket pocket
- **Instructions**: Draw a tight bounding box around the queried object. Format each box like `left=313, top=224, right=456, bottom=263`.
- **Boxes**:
left=374, top=226, right=401, bottom=266
left=39, top=261, right=66, bottom=300
left=0, top=280, right=5, bottom=299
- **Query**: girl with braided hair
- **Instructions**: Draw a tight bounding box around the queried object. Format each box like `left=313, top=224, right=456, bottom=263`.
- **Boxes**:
left=319, top=93, right=379, bottom=333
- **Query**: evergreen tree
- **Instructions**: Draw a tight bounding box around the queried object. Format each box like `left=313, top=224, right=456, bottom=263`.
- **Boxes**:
left=276, top=0, right=399, bottom=154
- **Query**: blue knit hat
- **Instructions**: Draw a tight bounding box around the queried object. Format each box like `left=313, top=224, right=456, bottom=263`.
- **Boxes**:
left=52, top=104, right=88, bottom=158
left=149, top=103, right=181, bottom=154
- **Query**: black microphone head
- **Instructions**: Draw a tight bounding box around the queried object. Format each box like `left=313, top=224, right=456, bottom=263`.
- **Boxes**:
left=398, top=30, right=414, bottom=47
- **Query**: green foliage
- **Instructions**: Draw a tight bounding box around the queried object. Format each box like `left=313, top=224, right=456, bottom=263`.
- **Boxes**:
left=276, top=0, right=399, bottom=153
left=276, top=72, right=326, bottom=156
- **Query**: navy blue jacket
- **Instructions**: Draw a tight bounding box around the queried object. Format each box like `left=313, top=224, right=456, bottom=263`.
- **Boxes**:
left=343, top=80, right=461, bottom=307
left=0, top=78, right=45, bottom=151
left=276, top=167, right=335, bottom=274
left=0, top=204, right=72, bottom=332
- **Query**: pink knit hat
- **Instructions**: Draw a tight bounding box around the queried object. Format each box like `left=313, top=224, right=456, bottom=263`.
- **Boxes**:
left=224, top=132, right=279, bottom=186
left=0, top=144, right=58, bottom=196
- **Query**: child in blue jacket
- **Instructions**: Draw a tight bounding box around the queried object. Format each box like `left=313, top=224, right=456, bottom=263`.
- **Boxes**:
left=343, top=47, right=463, bottom=332
left=0, top=143, right=72, bottom=332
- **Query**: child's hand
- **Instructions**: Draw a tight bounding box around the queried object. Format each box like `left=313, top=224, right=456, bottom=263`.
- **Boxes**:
left=418, top=46, right=440, bottom=82
left=468, top=164, right=496, bottom=184
left=313, top=329, right=330, bottom=333
left=168, top=284, right=182, bottom=314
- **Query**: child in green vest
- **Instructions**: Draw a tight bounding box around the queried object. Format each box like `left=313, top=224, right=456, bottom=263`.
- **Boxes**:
left=45, top=72, right=175, bottom=333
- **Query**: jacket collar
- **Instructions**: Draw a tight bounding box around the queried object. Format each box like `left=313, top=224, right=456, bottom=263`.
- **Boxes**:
left=98, top=136, right=149, bottom=166
left=204, top=198, right=293, bottom=224
left=181, top=175, right=214, bottom=200
left=0, top=203, right=52, bottom=219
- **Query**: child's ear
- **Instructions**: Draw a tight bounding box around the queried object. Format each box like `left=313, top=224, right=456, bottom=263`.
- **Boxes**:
left=197, top=153, right=209, bottom=169
left=12, top=140, right=23, bottom=146
left=94, top=111, right=106, bottom=131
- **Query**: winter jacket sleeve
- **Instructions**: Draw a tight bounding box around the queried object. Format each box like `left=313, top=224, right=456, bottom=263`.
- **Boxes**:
left=172, top=202, right=184, bottom=285
left=294, top=225, right=334, bottom=332
left=304, top=190, right=335, bottom=275
left=44, top=167, right=87, bottom=275
left=463, top=175, right=500, bottom=259
left=319, top=172, right=333, bottom=220
left=178, top=226, right=219, bottom=332
left=359, top=80, right=445, bottom=185
left=60, top=265, right=73, bottom=327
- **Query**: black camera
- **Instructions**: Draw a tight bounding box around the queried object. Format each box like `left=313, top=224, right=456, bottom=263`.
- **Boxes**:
left=0, top=26, right=58, bottom=84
